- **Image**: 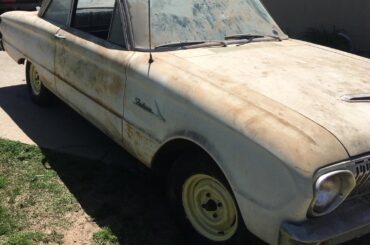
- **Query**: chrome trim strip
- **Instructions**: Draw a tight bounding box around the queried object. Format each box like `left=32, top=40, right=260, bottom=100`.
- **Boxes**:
left=341, top=94, right=370, bottom=102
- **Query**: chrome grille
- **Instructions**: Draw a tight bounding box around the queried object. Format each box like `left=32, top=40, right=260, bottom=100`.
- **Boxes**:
left=314, top=155, right=370, bottom=199
left=350, top=156, right=370, bottom=196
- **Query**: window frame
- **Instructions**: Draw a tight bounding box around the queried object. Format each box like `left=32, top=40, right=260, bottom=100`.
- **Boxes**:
left=108, top=0, right=132, bottom=50
left=39, top=0, right=75, bottom=27
left=123, top=0, right=150, bottom=52
left=39, top=0, right=132, bottom=50
left=119, top=0, right=135, bottom=50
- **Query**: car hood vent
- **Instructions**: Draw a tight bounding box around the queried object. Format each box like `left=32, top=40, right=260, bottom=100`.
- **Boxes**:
left=341, top=94, right=370, bottom=102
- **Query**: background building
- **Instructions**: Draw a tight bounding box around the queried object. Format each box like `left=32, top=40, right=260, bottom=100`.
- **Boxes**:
left=262, top=0, right=370, bottom=55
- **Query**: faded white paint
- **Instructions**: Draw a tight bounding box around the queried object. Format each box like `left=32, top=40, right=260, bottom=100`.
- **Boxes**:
left=1, top=6, right=370, bottom=245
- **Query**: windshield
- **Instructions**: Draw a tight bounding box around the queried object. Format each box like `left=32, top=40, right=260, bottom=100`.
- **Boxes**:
left=127, top=0, right=286, bottom=49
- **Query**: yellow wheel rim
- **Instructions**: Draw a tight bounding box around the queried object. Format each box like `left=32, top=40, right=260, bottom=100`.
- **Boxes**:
left=29, top=63, right=42, bottom=95
left=182, top=174, right=238, bottom=241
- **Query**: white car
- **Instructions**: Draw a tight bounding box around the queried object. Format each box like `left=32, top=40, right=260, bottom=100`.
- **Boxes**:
left=1, top=0, right=370, bottom=244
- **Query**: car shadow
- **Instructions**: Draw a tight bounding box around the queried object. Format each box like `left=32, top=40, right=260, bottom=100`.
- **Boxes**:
left=0, top=84, right=137, bottom=165
left=41, top=149, right=185, bottom=245
left=0, top=84, right=185, bottom=244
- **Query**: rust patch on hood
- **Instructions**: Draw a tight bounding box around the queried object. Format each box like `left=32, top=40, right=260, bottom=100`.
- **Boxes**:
left=166, top=39, right=370, bottom=157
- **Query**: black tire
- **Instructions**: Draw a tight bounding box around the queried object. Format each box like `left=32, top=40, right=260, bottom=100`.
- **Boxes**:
left=25, top=61, right=54, bottom=106
left=167, top=151, right=257, bottom=245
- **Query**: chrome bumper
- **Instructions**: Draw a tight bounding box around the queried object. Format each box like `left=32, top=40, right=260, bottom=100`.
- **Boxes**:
left=280, top=195, right=370, bottom=244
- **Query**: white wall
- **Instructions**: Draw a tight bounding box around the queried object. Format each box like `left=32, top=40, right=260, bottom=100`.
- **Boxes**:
left=262, top=0, right=370, bottom=52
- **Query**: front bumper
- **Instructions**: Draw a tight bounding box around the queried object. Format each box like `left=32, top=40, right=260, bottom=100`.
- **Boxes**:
left=280, top=194, right=370, bottom=244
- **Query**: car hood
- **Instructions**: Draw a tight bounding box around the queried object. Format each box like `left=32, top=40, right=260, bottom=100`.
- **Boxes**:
left=172, top=39, right=370, bottom=157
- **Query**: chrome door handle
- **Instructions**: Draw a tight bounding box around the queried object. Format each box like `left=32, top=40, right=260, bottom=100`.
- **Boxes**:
left=54, top=33, right=66, bottom=39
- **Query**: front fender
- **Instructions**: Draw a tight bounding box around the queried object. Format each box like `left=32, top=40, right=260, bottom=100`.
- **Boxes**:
left=123, top=52, right=347, bottom=244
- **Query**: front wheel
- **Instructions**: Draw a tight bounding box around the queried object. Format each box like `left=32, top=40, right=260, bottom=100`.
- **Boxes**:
left=167, top=152, right=253, bottom=245
left=26, top=61, right=54, bottom=106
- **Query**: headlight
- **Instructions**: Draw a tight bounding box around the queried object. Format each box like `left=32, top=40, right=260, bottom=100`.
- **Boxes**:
left=309, top=170, right=356, bottom=217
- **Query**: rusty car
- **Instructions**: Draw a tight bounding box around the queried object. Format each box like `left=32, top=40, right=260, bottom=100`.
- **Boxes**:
left=1, top=0, right=370, bottom=244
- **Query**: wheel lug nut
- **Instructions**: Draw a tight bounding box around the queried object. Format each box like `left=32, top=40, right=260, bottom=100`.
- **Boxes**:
left=206, top=193, right=211, bottom=197
left=218, top=203, right=223, bottom=208
left=213, top=214, right=218, bottom=218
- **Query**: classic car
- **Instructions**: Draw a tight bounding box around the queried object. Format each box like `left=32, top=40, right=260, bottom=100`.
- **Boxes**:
left=1, top=0, right=370, bottom=244
left=0, top=0, right=41, bottom=11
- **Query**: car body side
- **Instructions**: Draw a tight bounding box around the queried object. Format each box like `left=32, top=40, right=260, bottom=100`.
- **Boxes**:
left=0, top=9, right=352, bottom=245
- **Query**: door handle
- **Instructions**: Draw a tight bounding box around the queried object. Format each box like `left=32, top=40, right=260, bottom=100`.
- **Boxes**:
left=54, top=33, right=66, bottom=39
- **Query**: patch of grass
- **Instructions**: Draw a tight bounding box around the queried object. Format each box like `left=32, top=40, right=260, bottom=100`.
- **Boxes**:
left=0, top=139, right=79, bottom=243
left=93, top=227, right=118, bottom=245
left=0, top=176, right=6, bottom=189
left=8, top=186, right=21, bottom=205
left=0, top=140, right=43, bottom=163
left=5, top=232, right=44, bottom=245
left=3, top=231, right=63, bottom=245
left=44, top=230, right=64, bottom=243
left=0, top=206, right=16, bottom=236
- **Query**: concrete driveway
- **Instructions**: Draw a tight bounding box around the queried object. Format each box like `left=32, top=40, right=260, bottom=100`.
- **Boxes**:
left=0, top=52, right=140, bottom=168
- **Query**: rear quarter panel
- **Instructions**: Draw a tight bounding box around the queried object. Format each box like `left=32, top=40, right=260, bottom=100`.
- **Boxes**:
left=0, top=11, right=58, bottom=91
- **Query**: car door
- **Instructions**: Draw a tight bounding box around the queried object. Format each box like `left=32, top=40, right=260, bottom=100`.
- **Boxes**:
left=54, top=0, right=132, bottom=145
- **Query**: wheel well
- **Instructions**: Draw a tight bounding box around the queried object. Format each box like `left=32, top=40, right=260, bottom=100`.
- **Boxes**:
left=151, top=139, right=216, bottom=178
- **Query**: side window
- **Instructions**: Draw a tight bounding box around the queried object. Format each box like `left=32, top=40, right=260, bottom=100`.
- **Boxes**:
left=73, top=0, right=116, bottom=40
left=44, top=0, right=73, bottom=25
left=108, top=3, right=126, bottom=47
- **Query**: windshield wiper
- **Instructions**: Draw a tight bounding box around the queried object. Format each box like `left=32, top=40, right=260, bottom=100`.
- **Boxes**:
left=155, top=41, right=227, bottom=50
left=153, top=34, right=281, bottom=50
left=155, top=41, right=206, bottom=49
left=225, top=34, right=282, bottom=42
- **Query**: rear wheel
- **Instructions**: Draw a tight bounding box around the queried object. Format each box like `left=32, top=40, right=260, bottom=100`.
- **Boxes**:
left=26, top=61, right=54, bottom=106
left=168, top=152, right=252, bottom=245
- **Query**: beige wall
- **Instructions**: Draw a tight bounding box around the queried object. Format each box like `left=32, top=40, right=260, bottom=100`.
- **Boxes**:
left=262, top=0, right=370, bottom=52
